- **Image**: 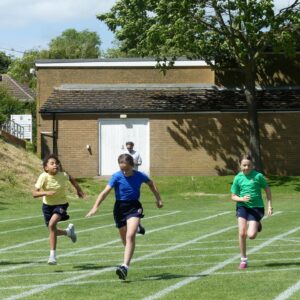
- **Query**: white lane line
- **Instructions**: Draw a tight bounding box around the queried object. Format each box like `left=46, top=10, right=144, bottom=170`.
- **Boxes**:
left=0, top=279, right=121, bottom=290
left=0, top=211, right=181, bottom=254
left=0, top=210, right=183, bottom=272
left=0, top=267, right=300, bottom=290
left=3, top=214, right=234, bottom=299
left=143, top=225, right=300, bottom=300
left=0, top=212, right=113, bottom=235
left=2, top=266, right=300, bottom=291
left=2, top=258, right=300, bottom=279
left=273, top=279, right=300, bottom=300
left=4, top=252, right=300, bottom=267
left=0, top=209, right=85, bottom=223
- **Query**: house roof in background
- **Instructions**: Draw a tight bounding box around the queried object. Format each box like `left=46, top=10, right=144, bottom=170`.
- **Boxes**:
left=0, top=74, right=35, bottom=102
left=39, top=84, right=300, bottom=114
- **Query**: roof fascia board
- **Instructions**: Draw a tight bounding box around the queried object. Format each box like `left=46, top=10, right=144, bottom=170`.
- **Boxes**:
left=40, top=110, right=300, bottom=115
left=35, top=60, right=210, bottom=68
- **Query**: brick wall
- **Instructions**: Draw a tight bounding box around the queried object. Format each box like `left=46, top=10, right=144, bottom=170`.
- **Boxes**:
left=47, top=112, right=300, bottom=177
left=36, top=66, right=214, bottom=156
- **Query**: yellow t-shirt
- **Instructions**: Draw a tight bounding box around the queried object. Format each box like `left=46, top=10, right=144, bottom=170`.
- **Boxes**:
left=35, top=171, right=69, bottom=205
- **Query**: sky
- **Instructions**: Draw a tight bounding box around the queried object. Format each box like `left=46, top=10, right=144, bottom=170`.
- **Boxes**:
left=0, top=0, right=117, bottom=57
left=0, top=0, right=293, bottom=58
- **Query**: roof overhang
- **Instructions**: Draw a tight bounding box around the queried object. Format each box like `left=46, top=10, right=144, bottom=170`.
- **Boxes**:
left=35, top=59, right=210, bottom=68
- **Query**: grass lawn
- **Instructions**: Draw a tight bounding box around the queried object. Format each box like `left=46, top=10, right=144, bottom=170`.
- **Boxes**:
left=0, top=175, right=300, bottom=300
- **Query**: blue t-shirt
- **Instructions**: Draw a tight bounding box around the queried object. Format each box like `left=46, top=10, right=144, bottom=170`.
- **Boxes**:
left=108, top=170, right=150, bottom=201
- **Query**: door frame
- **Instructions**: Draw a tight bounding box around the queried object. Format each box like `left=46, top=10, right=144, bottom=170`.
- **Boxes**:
left=98, top=118, right=150, bottom=176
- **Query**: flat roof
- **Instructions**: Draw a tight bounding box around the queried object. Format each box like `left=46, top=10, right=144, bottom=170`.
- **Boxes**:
left=35, top=58, right=210, bottom=68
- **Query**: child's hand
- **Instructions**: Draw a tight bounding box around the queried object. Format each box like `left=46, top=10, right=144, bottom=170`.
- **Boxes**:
left=45, top=191, right=56, bottom=196
left=156, top=199, right=163, bottom=208
left=241, top=195, right=250, bottom=202
left=267, top=206, right=273, bottom=216
left=86, top=207, right=97, bottom=217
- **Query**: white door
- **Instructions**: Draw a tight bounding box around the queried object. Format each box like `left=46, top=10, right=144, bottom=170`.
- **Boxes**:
left=99, top=119, right=149, bottom=175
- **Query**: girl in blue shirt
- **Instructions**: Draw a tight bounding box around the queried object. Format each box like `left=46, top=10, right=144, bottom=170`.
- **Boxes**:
left=86, top=154, right=163, bottom=280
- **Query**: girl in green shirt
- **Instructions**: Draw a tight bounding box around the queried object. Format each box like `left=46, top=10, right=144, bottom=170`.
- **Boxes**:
left=231, top=154, right=273, bottom=269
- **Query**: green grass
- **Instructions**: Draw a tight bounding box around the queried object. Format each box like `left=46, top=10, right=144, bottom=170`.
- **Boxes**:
left=0, top=176, right=300, bottom=300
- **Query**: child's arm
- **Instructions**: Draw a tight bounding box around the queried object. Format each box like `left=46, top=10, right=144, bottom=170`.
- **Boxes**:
left=231, top=194, right=250, bottom=202
left=32, top=189, right=56, bottom=198
left=147, top=180, right=163, bottom=208
left=86, top=185, right=112, bottom=217
left=265, top=186, right=273, bottom=216
left=69, top=175, right=86, bottom=199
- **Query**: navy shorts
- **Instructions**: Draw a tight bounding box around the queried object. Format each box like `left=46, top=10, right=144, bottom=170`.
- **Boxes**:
left=42, top=203, right=69, bottom=227
left=113, top=201, right=144, bottom=228
left=236, top=206, right=265, bottom=222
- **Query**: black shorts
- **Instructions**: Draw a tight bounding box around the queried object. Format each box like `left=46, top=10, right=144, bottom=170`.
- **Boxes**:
left=113, top=201, right=144, bottom=228
left=42, top=203, right=69, bottom=227
left=236, top=206, right=265, bottom=222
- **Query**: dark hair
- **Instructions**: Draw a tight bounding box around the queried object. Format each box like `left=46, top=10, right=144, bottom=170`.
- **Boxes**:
left=126, top=141, right=134, bottom=147
left=118, top=153, right=134, bottom=166
left=239, top=154, right=253, bottom=164
left=43, top=154, right=60, bottom=170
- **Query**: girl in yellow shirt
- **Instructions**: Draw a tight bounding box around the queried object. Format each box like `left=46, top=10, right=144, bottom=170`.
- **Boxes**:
left=33, top=154, right=86, bottom=265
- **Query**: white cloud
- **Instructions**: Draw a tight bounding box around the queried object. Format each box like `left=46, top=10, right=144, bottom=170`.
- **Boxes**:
left=0, top=0, right=117, bottom=28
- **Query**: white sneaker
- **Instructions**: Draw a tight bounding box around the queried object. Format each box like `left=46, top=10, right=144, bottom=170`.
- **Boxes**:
left=66, top=223, right=77, bottom=243
left=48, top=257, right=57, bottom=265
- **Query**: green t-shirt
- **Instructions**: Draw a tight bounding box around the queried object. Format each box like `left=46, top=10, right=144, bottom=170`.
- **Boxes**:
left=230, top=170, right=268, bottom=208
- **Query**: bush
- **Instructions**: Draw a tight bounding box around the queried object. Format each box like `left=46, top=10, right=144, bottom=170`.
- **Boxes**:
left=0, top=86, right=28, bottom=124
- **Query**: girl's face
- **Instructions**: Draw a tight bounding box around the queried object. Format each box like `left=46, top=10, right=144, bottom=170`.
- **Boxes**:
left=119, top=161, right=133, bottom=172
left=240, top=159, right=253, bottom=175
left=45, top=158, right=60, bottom=175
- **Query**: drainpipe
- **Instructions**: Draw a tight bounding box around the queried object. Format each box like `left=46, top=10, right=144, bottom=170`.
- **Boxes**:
left=52, top=113, right=58, bottom=155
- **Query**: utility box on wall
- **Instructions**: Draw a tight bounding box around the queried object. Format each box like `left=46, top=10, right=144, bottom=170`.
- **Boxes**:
left=10, top=114, right=32, bottom=142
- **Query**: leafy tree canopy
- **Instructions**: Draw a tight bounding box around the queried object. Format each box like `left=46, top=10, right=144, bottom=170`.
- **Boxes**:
left=0, top=52, right=12, bottom=74
left=0, top=87, right=26, bottom=124
left=98, top=0, right=300, bottom=69
left=8, top=50, right=48, bottom=89
left=48, top=28, right=101, bottom=59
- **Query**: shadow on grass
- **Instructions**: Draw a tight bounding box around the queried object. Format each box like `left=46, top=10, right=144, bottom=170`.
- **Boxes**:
left=265, top=262, right=300, bottom=267
left=267, top=176, right=300, bottom=191
left=0, top=260, right=32, bottom=266
left=143, top=273, right=206, bottom=281
left=0, top=201, right=12, bottom=210
left=73, top=263, right=113, bottom=270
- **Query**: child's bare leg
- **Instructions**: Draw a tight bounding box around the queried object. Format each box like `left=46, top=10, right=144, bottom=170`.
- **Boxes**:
left=118, top=226, right=127, bottom=246
left=123, top=217, right=139, bottom=266
left=48, top=214, right=64, bottom=250
left=247, top=221, right=259, bottom=240
left=238, top=217, right=247, bottom=258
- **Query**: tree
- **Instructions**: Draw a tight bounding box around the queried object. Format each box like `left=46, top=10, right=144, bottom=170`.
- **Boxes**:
left=0, top=87, right=25, bottom=124
left=98, top=0, right=300, bottom=171
left=48, top=29, right=101, bottom=59
left=8, top=49, right=49, bottom=89
left=0, top=52, right=12, bottom=74
left=103, top=40, right=137, bottom=58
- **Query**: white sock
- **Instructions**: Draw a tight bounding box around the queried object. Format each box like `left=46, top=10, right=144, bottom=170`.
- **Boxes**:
left=241, top=257, right=248, bottom=262
left=50, top=250, right=56, bottom=259
left=121, top=264, right=128, bottom=270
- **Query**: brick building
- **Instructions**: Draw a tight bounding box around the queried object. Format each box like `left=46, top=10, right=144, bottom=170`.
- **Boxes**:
left=35, top=58, right=300, bottom=177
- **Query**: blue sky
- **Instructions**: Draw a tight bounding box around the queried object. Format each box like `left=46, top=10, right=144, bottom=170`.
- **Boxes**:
left=0, top=0, right=291, bottom=58
left=0, top=0, right=117, bottom=57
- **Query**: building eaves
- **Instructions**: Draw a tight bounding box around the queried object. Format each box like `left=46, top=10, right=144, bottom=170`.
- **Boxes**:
left=39, top=86, right=300, bottom=114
